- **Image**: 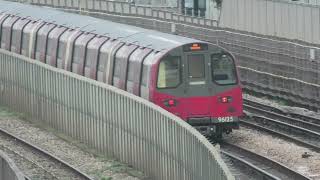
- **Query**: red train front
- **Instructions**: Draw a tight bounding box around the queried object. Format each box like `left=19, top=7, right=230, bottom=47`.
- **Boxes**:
left=149, top=43, right=243, bottom=138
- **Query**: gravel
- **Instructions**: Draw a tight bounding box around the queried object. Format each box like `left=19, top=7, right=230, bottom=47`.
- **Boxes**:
left=225, top=127, right=320, bottom=179
left=241, top=94, right=320, bottom=179
left=0, top=106, right=146, bottom=180
left=243, top=93, right=320, bottom=118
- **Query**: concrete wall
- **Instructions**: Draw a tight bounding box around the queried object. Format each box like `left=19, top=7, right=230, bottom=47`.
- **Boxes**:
left=220, top=0, right=320, bottom=45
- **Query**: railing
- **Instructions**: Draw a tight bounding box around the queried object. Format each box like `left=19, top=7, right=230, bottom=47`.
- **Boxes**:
left=0, top=150, right=25, bottom=180
left=0, top=49, right=234, bottom=180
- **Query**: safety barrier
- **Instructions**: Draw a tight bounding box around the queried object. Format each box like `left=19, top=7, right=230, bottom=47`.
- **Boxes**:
left=0, top=150, right=25, bottom=180
left=0, top=49, right=234, bottom=180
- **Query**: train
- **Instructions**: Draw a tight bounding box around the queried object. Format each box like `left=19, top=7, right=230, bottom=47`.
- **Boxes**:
left=0, top=0, right=243, bottom=138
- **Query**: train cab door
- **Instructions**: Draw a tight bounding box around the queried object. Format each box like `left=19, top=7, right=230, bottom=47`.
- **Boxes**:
left=182, top=44, right=211, bottom=117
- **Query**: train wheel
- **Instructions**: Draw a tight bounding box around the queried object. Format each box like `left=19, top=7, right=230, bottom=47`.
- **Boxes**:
left=209, top=127, right=223, bottom=142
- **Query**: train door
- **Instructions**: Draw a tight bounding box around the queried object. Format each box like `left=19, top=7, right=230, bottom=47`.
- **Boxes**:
left=182, top=46, right=211, bottom=116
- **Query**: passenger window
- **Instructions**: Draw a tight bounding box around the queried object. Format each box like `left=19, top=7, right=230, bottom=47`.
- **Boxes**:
left=98, top=51, right=107, bottom=72
left=21, top=33, right=30, bottom=56
left=188, top=54, right=205, bottom=81
left=73, top=46, right=82, bottom=64
left=86, top=48, right=95, bottom=67
left=113, top=55, right=121, bottom=78
left=46, top=38, right=54, bottom=58
left=57, top=41, right=65, bottom=61
left=11, top=30, right=19, bottom=51
left=141, top=65, right=149, bottom=87
left=127, top=60, right=135, bottom=82
left=211, top=54, right=237, bottom=85
left=157, top=56, right=181, bottom=88
left=35, top=35, right=44, bottom=60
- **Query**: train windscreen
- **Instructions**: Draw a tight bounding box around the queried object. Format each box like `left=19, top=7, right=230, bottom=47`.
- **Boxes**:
left=211, top=54, right=237, bottom=85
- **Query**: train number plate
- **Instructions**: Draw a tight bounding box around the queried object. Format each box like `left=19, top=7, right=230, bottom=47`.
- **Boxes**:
left=217, top=116, right=234, bottom=123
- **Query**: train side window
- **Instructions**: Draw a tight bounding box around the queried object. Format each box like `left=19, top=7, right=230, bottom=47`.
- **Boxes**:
left=72, top=45, right=82, bottom=69
left=46, top=38, right=54, bottom=64
left=157, top=56, right=181, bottom=89
left=11, top=28, right=19, bottom=51
left=141, top=65, right=150, bottom=87
left=21, top=31, right=30, bottom=56
left=127, top=60, right=135, bottom=83
left=113, top=55, right=122, bottom=78
left=57, top=40, right=66, bottom=67
left=35, top=34, right=45, bottom=60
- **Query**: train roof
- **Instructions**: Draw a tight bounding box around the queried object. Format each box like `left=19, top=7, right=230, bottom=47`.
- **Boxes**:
left=0, top=0, right=205, bottom=51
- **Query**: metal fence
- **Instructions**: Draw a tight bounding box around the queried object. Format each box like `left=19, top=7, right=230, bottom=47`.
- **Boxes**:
left=0, top=150, right=25, bottom=180
left=220, top=0, right=320, bottom=45
left=0, top=49, right=234, bottom=180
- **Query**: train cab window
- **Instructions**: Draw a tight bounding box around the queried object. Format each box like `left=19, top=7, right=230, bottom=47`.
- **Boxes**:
left=211, top=54, right=237, bottom=85
left=188, top=54, right=205, bottom=81
left=157, top=56, right=181, bottom=89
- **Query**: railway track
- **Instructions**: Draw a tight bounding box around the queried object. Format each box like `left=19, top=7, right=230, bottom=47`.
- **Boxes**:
left=211, top=99, right=319, bottom=179
left=244, top=99, right=320, bottom=133
left=0, top=127, right=93, bottom=180
left=220, top=142, right=310, bottom=180
left=205, top=134, right=310, bottom=180
left=243, top=99, right=320, bottom=152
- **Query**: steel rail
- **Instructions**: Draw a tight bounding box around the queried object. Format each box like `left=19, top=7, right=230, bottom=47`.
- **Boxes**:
left=243, top=99, right=320, bottom=126
left=0, top=127, right=93, bottom=180
left=240, top=120, right=320, bottom=153
left=220, top=142, right=311, bottom=180
left=244, top=103, right=320, bottom=133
